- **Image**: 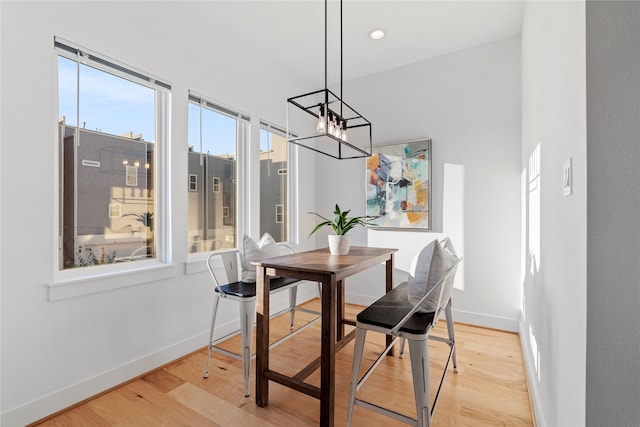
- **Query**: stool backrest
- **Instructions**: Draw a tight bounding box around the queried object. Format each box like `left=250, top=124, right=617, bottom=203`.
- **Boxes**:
left=207, top=251, right=240, bottom=293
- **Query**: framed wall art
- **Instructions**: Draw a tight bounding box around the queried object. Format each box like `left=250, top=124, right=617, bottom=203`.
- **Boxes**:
left=366, top=139, right=431, bottom=231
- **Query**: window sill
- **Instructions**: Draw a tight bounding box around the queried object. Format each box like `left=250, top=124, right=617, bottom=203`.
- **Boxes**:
left=49, top=261, right=177, bottom=301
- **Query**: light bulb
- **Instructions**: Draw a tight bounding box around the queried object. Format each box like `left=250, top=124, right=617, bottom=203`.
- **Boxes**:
left=316, top=105, right=326, bottom=133
left=328, top=112, right=335, bottom=136
left=340, top=120, right=348, bottom=142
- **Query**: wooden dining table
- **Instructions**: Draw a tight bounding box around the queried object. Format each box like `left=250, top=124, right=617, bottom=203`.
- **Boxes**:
left=254, top=246, right=397, bottom=427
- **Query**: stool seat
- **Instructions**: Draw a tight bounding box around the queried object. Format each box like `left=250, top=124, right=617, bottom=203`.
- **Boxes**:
left=357, top=283, right=435, bottom=335
left=217, top=277, right=301, bottom=298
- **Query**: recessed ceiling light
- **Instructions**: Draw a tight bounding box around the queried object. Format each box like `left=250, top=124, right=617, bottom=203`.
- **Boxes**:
left=369, top=29, right=385, bottom=40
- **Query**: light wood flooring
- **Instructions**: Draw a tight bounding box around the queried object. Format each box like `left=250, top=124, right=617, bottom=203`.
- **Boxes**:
left=33, top=299, right=534, bottom=426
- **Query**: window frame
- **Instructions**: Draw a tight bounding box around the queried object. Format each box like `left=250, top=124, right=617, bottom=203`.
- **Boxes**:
left=186, top=91, right=250, bottom=260
left=51, top=37, right=173, bottom=298
left=275, top=204, right=284, bottom=224
left=259, top=120, right=297, bottom=244
left=126, top=165, right=138, bottom=187
left=188, top=174, right=198, bottom=192
left=108, top=203, right=122, bottom=219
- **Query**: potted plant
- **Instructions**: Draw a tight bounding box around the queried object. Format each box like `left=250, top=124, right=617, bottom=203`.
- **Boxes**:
left=309, top=204, right=371, bottom=255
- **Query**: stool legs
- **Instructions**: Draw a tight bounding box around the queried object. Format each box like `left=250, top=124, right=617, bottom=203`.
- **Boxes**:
left=288, top=287, right=297, bottom=330
left=239, top=300, right=256, bottom=397
left=346, top=327, right=367, bottom=427
left=203, top=295, right=220, bottom=379
left=445, top=299, right=457, bottom=372
left=408, top=338, right=431, bottom=427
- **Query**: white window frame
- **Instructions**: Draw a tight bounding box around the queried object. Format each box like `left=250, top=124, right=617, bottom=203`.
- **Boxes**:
left=259, top=120, right=297, bottom=244
left=185, top=91, right=250, bottom=266
left=109, top=203, right=122, bottom=218
left=126, top=165, right=138, bottom=187
left=212, top=177, right=221, bottom=193
left=189, top=174, right=198, bottom=191
left=275, top=204, right=284, bottom=224
left=50, top=37, right=173, bottom=300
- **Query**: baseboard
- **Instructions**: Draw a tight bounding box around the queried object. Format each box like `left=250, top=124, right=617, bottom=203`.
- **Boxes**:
left=519, top=320, right=546, bottom=427
left=345, top=291, right=519, bottom=332
left=1, top=331, right=207, bottom=427
left=2, top=286, right=318, bottom=427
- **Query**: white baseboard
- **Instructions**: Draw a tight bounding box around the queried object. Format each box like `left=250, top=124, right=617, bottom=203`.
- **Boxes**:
left=1, top=331, right=207, bottom=427
left=1, top=286, right=318, bottom=427
left=519, top=320, right=545, bottom=427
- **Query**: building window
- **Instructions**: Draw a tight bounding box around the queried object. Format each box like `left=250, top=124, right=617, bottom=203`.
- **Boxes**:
left=187, top=92, right=248, bottom=254
left=109, top=203, right=122, bottom=218
left=126, top=165, right=138, bottom=187
left=56, top=38, right=170, bottom=270
left=260, top=121, right=289, bottom=242
left=275, top=204, right=284, bottom=224
left=189, top=174, right=198, bottom=191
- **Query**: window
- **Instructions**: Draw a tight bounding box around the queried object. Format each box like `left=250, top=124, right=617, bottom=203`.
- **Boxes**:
left=275, top=204, right=284, bottom=224
left=187, top=93, right=249, bottom=254
left=109, top=203, right=122, bottom=218
left=126, top=165, right=138, bottom=187
left=56, top=38, right=170, bottom=270
left=189, top=174, right=198, bottom=191
left=260, top=122, right=289, bottom=242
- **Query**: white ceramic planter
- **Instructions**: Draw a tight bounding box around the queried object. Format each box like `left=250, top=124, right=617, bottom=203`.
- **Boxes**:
left=328, top=234, right=351, bottom=255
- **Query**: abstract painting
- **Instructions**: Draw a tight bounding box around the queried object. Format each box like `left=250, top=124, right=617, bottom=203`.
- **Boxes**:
left=366, top=139, right=431, bottom=230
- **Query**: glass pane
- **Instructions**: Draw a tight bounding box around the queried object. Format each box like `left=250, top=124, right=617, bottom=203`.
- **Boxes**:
left=58, top=56, right=156, bottom=269
left=260, top=128, right=288, bottom=242
left=187, top=103, right=237, bottom=253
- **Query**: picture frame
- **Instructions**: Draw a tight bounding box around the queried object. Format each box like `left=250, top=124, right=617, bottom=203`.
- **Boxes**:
left=366, top=139, right=432, bottom=231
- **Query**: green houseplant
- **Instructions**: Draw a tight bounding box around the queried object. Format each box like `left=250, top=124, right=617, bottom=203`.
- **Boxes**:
left=309, top=204, right=371, bottom=255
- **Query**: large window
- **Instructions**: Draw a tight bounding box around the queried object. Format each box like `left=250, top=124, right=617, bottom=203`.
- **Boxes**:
left=187, top=94, right=248, bottom=254
left=260, top=122, right=289, bottom=242
left=56, top=38, right=170, bottom=270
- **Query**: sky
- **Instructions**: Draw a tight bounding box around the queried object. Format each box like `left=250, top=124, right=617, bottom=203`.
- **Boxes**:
left=58, top=56, right=250, bottom=157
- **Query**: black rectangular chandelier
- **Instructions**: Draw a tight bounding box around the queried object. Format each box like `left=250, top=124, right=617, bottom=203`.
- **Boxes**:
left=286, top=0, right=372, bottom=160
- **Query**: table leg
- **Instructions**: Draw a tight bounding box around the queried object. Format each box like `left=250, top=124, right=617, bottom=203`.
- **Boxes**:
left=320, top=273, right=337, bottom=427
left=256, top=266, right=270, bottom=406
left=336, top=279, right=345, bottom=341
left=386, top=255, right=395, bottom=355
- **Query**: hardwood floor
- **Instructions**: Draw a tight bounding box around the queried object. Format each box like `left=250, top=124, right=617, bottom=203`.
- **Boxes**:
left=33, top=299, right=534, bottom=426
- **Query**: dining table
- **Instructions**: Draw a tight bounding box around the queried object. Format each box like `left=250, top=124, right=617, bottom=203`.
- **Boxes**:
left=254, top=245, right=397, bottom=427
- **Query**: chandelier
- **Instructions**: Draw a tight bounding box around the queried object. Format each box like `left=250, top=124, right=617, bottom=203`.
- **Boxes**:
left=286, top=0, right=372, bottom=159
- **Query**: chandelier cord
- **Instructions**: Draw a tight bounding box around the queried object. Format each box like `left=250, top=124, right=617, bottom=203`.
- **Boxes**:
left=340, top=0, right=343, bottom=117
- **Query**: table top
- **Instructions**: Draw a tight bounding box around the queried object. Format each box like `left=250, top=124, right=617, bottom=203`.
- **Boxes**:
left=253, top=246, right=397, bottom=280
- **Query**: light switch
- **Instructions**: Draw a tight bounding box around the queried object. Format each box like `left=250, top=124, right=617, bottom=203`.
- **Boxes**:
left=563, top=158, right=572, bottom=197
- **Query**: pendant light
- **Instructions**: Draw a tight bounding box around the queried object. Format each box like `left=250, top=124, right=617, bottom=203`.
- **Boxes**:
left=286, top=0, right=372, bottom=160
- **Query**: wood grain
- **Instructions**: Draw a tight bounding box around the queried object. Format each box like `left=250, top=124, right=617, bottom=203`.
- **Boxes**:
left=32, top=299, right=534, bottom=427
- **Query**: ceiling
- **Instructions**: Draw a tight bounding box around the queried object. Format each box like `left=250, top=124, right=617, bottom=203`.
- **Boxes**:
left=209, top=1, right=525, bottom=87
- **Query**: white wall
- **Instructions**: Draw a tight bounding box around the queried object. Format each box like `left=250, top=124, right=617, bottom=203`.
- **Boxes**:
left=0, top=3, right=318, bottom=425
left=520, top=2, right=587, bottom=426
left=585, top=2, right=640, bottom=426
left=313, top=37, right=522, bottom=331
